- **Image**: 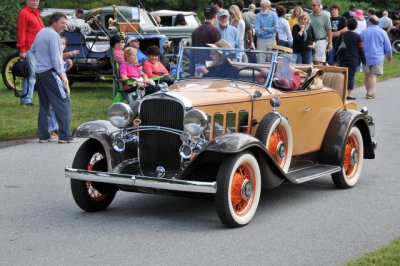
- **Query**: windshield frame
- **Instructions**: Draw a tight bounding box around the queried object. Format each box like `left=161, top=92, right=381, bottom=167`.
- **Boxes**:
left=176, top=46, right=279, bottom=93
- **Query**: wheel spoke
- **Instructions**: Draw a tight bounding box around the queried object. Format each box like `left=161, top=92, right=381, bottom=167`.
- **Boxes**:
left=230, top=163, right=255, bottom=215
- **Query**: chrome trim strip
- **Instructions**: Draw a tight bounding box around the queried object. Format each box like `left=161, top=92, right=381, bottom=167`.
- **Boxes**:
left=65, top=167, right=217, bottom=194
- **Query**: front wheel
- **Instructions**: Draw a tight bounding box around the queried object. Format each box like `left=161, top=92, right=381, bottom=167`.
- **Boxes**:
left=332, top=126, right=364, bottom=189
left=215, top=152, right=261, bottom=228
left=1, top=52, right=21, bottom=91
left=70, top=141, right=117, bottom=211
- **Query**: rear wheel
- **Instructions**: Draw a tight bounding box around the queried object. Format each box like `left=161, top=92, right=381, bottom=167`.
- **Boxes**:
left=1, top=52, right=22, bottom=91
left=332, top=126, right=364, bottom=189
left=70, top=142, right=117, bottom=211
left=256, top=113, right=293, bottom=172
left=392, top=40, right=400, bottom=54
left=215, top=152, right=261, bottom=228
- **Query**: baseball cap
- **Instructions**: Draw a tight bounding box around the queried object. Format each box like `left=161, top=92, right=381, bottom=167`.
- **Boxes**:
left=218, top=9, right=229, bottom=17
left=352, top=9, right=364, bottom=19
left=204, top=5, right=218, bottom=16
left=126, top=36, right=138, bottom=44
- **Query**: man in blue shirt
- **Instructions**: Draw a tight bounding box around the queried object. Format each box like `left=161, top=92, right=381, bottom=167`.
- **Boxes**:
left=31, top=12, right=76, bottom=143
left=361, top=15, right=392, bottom=99
left=254, top=0, right=278, bottom=63
left=215, top=9, right=242, bottom=61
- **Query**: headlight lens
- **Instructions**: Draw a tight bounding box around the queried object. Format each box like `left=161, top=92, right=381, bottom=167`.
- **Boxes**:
left=108, top=103, right=134, bottom=128
left=183, top=110, right=208, bottom=136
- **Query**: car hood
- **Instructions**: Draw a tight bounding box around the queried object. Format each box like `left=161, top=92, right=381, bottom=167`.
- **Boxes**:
left=168, top=79, right=267, bottom=106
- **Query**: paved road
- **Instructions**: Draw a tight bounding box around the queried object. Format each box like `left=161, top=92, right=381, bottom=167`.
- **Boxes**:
left=1, top=78, right=400, bottom=265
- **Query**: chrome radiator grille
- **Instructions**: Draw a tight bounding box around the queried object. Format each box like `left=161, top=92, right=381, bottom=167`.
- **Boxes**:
left=139, top=97, right=184, bottom=176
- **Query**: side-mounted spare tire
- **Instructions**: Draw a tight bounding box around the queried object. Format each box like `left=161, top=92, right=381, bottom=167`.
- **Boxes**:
left=255, top=112, right=293, bottom=173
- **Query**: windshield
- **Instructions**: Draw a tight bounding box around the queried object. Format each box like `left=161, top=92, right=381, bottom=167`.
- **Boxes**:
left=174, top=46, right=297, bottom=92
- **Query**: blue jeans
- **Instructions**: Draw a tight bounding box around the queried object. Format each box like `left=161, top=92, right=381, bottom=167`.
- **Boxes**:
left=294, top=50, right=312, bottom=64
left=21, top=50, right=36, bottom=104
left=339, top=61, right=358, bottom=91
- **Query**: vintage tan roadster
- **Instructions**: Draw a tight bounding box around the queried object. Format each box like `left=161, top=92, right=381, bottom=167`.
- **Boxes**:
left=65, top=46, right=376, bottom=228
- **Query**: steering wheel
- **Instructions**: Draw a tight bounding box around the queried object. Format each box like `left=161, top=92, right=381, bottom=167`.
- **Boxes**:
left=234, top=67, right=262, bottom=83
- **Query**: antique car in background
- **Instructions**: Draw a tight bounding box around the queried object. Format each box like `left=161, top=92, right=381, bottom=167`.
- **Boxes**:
left=86, top=6, right=198, bottom=48
left=65, top=45, right=376, bottom=228
left=1, top=6, right=172, bottom=91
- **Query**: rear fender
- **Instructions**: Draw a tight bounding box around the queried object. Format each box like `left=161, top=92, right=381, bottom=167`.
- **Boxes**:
left=319, top=109, right=375, bottom=166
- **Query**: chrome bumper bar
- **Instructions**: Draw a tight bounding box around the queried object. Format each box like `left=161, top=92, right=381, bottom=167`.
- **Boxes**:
left=65, top=167, right=217, bottom=194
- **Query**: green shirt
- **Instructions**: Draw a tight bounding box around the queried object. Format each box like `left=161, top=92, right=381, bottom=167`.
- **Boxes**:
left=310, top=12, right=331, bottom=39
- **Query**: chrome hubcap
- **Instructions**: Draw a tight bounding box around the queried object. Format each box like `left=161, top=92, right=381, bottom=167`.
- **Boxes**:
left=241, top=179, right=253, bottom=200
left=350, top=148, right=358, bottom=166
left=276, top=141, right=286, bottom=161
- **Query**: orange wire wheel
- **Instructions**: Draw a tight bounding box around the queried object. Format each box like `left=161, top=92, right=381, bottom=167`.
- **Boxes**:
left=85, top=153, right=108, bottom=202
left=332, top=127, right=364, bottom=189
left=216, top=152, right=261, bottom=228
left=256, top=113, right=293, bottom=172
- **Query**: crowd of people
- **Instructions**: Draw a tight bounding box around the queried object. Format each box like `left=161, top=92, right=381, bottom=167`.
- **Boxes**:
left=15, top=0, right=396, bottom=142
left=192, top=0, right=394, bottom=100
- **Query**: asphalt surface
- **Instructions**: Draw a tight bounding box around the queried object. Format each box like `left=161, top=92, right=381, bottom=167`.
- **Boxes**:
left=1, top=78, right=400, bottom=265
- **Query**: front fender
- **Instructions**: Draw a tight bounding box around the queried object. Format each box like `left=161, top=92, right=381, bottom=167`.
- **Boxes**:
left=320, top=109, right=375, bottom=166
left=73, top=120, right=137, bottom=170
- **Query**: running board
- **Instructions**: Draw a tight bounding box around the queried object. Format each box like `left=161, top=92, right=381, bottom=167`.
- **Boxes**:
left=287, top=164, right=341, bottom=184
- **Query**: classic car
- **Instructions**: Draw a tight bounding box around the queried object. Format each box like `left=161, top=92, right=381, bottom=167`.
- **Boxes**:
left=65, top=45, right=376, bottom=228
left=85, top=6, right=198, bottom=47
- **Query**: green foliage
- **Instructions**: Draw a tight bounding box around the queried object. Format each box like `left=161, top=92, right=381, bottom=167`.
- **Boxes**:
left=0, top=0, right=24, bottom=40
left=43, top=0, right=128, bottom=9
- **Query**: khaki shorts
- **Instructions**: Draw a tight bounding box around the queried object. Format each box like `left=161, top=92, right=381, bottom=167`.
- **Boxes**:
left=313, top=40, right=327, bottom=63
left=363, top=62, right=384, bottom=75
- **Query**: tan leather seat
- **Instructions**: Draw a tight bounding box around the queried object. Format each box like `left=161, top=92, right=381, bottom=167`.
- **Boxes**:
left=321, top=72, right=345, bottom=99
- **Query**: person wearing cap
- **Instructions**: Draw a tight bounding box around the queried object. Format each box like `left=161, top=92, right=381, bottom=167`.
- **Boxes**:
left=197, top=39, right=237, bottom=79
left=126, top=36, right=147, bottom=65
left=191, top=5, right=221, bottom=72
left=110, top=34, right=125, bottom=64
left=310, top=0, right=332, bottom=65
left=353, top=9, right=366, bottom=34
left=361, top=15, right=392, bottom=99
left=254, top=0, right=279, bottom=63
left=216, top=9, right=243, bottom=61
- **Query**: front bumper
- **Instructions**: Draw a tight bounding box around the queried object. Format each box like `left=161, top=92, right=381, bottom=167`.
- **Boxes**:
left=65, top=167, right=217, bottom=194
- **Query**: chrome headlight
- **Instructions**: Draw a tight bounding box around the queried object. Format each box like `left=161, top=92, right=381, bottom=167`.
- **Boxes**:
left=108, top=103, right=134, bottom=128
left=183, top=110, right=208, bottom=136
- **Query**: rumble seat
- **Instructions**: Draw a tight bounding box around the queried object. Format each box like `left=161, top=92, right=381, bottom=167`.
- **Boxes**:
left=321, top=72, right=345, bottom=98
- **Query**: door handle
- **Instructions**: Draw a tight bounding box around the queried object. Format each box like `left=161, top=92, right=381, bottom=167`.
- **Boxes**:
left=305, top=107, right=312, bottom=112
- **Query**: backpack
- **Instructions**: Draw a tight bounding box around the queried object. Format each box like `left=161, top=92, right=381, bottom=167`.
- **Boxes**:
left=11, top=59, right=30, bottom=98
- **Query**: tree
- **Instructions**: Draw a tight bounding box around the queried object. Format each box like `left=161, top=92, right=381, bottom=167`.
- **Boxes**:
left=0, top=0, right=24, bottom=40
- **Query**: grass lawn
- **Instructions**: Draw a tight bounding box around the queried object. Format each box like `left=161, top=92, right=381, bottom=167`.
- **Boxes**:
left=347, top=238, right=400, bottom=265
left=0, top=79, right=112, bottom=140
left=353, top=54, right=400, bottom=88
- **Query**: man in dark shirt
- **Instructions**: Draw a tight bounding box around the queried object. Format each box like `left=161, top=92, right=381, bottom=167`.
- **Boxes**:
left=191, top=5, right=221, bottom=74
left=328, top=4, right=347, bottom=65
